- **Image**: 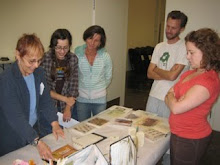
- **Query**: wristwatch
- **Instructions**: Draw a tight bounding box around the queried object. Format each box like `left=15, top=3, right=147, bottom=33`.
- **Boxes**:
left=31, top=138, right=40, bottom=146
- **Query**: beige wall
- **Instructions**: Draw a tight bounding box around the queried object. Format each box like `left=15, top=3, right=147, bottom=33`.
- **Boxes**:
left=127, top=0, right=156, bottom=48
left=0, top=0, right=128, bottom=105
left=127, top=0, right=166, bottom=48
left=96, top=0, right=128, bottom=104
left=165, top=0, right=220, bottom=131
left=0, top=0, right=92, bottom=59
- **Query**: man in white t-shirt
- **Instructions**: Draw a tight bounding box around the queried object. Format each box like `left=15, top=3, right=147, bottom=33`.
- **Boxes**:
left=146, top=10, right=189, bottom=118
left=146, top=10, right=189, bottom=165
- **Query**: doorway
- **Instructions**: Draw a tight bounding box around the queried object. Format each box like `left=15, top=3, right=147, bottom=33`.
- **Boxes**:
left=124, top=0, right=166, bottom=110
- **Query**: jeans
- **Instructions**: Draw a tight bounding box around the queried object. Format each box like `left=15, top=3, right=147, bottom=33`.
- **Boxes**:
left=76, top=101, right=106, bottom=122
left=170, top=133, right=211, bottom=165
left=146, top=96, right=170, bottom=118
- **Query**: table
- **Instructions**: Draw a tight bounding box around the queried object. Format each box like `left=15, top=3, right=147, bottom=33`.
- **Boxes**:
left=0, top=107, right=170, bottom=165
left=0, top=60, right=14, bottom=70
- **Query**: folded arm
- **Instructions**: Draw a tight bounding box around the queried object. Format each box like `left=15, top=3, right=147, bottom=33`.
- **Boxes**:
left=50, top=91, right=75, bottom=121
left=165, top=85, right=210, bottom=114
left=147, top=63, right=186, bottom=81
left=50, top=91, right=75, bottom=107
left=147, top=63, right=163, bottom=80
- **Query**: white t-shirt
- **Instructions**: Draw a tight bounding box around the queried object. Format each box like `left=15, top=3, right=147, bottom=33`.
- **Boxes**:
left=149, top=40, right=189, bottom=101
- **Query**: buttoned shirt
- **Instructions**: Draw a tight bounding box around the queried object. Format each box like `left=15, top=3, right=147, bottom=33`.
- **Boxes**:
left=41, top=50, right=79, bottom=111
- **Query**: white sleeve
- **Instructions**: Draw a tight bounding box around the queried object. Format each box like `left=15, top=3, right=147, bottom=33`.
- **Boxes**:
left=150, top=44, right=161, bottom=64
left=176, top=42, right=188, bottom=66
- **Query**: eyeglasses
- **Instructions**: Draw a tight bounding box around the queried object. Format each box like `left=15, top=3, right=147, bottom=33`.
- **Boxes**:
left=22, top=56, right=42, bottom=66
left=55, top=46, right=69, bottom=52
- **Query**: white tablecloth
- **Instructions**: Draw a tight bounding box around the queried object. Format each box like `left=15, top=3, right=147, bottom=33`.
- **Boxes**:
left=0, top=127, right=169, bottom=165
left=0, top=111, right=170, bottom=165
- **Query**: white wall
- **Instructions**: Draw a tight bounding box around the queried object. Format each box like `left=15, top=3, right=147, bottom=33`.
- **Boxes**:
left=165, top=0, right=220, bottom=131
left=0, top=0, right=128, bottom=105
left=96, top=0, right=128, bottom=104
left=210, top=97, right=220, bottom=131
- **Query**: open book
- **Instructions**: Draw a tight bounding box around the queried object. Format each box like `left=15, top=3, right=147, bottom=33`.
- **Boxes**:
left=71, top=133, right=106, bottom=150
left=52, top=144, right=78, bottom=160
left=110, top=135, right=137, bottom=165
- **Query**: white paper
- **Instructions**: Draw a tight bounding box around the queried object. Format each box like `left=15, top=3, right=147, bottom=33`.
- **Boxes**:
left=72, top=133, right=104, bottom=150
left=57, top=112, right=79, bottom=128
left=40, top=82, right=44, bottom=95
left=66, top=145, right=108, bottom=165
left=110, top=136, right=137, bottom=165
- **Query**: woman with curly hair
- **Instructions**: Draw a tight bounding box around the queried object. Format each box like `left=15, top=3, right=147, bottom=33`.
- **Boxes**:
left=165, top=28, right=220, bottom=165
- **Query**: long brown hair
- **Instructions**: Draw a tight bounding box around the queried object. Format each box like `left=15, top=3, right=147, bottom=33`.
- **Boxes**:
left=49, top=29, right=72, bottom=81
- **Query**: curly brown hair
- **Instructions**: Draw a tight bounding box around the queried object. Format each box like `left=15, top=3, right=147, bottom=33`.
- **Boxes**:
left=185, top=28, right=220, bottom=72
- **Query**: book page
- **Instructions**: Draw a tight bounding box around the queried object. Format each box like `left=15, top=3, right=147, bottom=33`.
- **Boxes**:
left=72, top=133, right=106, bottom=150
left=73, top=122, right=96, bottom=135
left=87, top=117, right=109, bottom=127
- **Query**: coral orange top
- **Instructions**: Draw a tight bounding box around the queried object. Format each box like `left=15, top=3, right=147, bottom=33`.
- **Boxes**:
left=169, top=70, right=220, bottom=139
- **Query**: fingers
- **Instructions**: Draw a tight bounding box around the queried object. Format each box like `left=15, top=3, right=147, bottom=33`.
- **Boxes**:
left=38, top=141, right=53, bottom=161
left=53, top=127, right=65, bottom=140
left=42, top=151, right=53, bottom=161
left=63, top=117, right=71, bottom=122
left=63, top=110, right=71, bottom=122
left=58, top=129, right=65, bottom=139
left=53, top=131, right=58, bottom=141
left=53, top=131, right=65, bottom=140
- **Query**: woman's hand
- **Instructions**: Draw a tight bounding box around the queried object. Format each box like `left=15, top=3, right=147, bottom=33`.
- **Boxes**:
left=168, top=87, right=174, bottom=93
left=50, top=91, right=75, bottom=107
left=165, top=88, right=176, bottom=109
left=63, top=105, right=72, bottom=122
left=178, top=95, right=185, bottom=102
left=51, top=121, right=65, bottom=140
left=65, top=97, right=75, bottom=107
left=37, top=140, right=53, bottom=160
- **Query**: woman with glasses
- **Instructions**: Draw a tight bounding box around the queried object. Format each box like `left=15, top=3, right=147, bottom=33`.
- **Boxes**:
left=41, top=29, right=78, bottom=122
left=75, top=25, right=112, bottom=121
left=0, top=34, right=64, bottom=159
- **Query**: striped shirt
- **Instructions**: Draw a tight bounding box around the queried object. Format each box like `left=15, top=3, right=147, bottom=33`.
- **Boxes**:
left=75, top=44, right=112, bottom=103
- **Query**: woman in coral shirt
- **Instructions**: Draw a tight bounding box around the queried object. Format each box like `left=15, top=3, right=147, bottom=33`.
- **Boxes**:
left=165, top=28, right=220, bottom=165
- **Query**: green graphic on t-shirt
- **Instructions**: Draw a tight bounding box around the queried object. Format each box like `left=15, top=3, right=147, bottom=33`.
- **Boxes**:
left=160, top=52, right=170, bottom=67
